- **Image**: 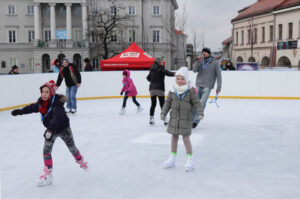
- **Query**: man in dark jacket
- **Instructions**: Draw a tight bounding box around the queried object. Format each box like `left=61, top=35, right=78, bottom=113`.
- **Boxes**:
left=8, top=65, right=19, bottom=75
left=83, top=58, right=93, bottom=71
left=146, top=58, right=175, bottom=125
left=56, top=58, right=81, bottom=114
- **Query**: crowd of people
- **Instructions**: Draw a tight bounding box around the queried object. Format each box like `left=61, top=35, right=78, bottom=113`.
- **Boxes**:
left=10, top=47, right=223, bottom=186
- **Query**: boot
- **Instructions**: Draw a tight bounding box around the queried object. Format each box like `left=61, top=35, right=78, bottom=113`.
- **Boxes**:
left=149, top=116, right=155, bottom=125
left=119, top=108, right=125, bottom=115
left=136, top=106, right=144, bottom=113
left=184, top=156, right=194, bottom=172
left=163, top=154, right=176, bottom=169
left=76, top=157, right=88, bottom=170
left=36, top=166, right=53, bottom=187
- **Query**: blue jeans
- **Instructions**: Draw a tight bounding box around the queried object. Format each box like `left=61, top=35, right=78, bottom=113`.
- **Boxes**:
left=193, top=87, right=212, bottom=124
left=66, top=86, right=78, bottom=111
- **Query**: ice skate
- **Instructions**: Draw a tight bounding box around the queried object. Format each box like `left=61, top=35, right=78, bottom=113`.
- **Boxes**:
left=136, top=106, right=144, bottom=113
left=163, top=155, right=176, bottom=169
left=36, top=166, right=53, bottom=187
left=149, top=116, right=155, bottom=125
left=184, top=157, right=194, bottom=172
left=76, top=157, right=88, bottom=170
left=119, top=108, right=125, bottom=115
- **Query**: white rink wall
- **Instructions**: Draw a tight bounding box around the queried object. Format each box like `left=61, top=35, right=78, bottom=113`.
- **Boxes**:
left=0, top=71, right=300, bottom=109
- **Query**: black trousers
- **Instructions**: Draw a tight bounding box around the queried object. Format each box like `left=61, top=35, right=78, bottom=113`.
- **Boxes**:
left=122, top=95, right=140, bottom=108
left=150, top=96, right=165, bottom=116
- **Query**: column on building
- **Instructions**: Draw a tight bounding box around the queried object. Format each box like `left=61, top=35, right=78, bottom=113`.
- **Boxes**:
left=66, top=3, right=72, bottom=40
left=34, top=3, right=41, bottom=40
left=50, top=3, right=56, bottom=41
left=81, top=2, right=88, bottom=40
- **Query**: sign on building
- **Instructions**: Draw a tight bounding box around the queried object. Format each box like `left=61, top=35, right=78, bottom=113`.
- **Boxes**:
left=277, top=40, right=298, bottom=50
left=56, top=30, right=67, bottom=39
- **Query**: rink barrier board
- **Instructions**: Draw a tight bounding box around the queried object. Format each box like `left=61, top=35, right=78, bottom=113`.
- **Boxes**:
left=1, top=95, right=299, bottom=112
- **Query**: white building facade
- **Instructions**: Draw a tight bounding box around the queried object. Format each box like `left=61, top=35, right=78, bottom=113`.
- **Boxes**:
left=0, top=0, right=179, bottom=74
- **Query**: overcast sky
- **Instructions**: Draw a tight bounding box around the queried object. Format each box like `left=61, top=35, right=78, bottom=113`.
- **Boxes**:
left=176, top=0, right=257, bottom=51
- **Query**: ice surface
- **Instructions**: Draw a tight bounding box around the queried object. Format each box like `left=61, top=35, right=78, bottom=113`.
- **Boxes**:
left=1, top=98, right=300, bottom=199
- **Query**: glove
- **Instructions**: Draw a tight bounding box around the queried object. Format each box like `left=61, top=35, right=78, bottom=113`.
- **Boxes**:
left=120, top=92, right=123, bottom=95
left=197, top=115, right=204, bottom=121
left=160, top=114, right=166, bottom=121
left=11, top=109, right=22, bottom=116
left=44, top=130, right=53, bottom=141
left=125, top=91, right=129, bottom=96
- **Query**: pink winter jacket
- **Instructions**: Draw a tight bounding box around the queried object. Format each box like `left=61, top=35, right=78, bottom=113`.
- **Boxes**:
left=121, top=70, right=138, bottom=96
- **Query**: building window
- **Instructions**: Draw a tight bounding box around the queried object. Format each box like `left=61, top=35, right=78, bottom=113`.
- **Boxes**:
left=298, top=21, right=300, bottom=38
left=270, top=25, right=273, bottom=41
left=10, top=58, right=17, bottom=67
left=74, top=6, right=81, bottom=16
left=59, top=6, right=66, bottom=16
left=254, top=28, right=257, bottom=43
left=28, top=30, right=35, bottom=43
left=1, top=61, right=6, bottom=69
left=74, top=30, right=82, bottom=41
left=235, top=31, right=238, bottom=45
left=153, top=30, right=160, bottom=43
left=129, top=30, right=136, bottom=42
left=91, top=31, right=96, bottom=43
left=8, top=5, right=16, bottom=15
left=248, top=29, right=251, bottom=44
left=278, top=24, right=283, bottom=40
left=8, top=30, right=16, bottom=43
left=45, top=30, right=51, bottom=42
left=262, top=27, right=265, bottom=42
left=27, top=5, right=34, bottom=15
left=129, top=6, right=135, bottom=15
left=29, top=58, right=34, bottom=70
left=288, top=22, right=293, bottom=39
left=110, top=6, right=116, bottom=15
left=153, top=6, right=160, bottom=15
left=241, top=31, right=244, bottom=45
left=111, top=30, right=117, bottom=42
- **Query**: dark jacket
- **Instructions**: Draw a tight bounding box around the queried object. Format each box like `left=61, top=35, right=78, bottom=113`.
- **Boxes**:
left=56, top=63, right=81, bottom=87
left=84, top=64, right=93, bottom=71
left=146, top=63, right=175, bottom=91
left=19, top=94, right=70, bottom=131
left=225, top=64, right=236, bottom=71
left=8, top=70, right=19, bottom=75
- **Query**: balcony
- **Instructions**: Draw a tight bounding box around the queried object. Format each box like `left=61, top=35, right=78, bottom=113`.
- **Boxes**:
left=34, top=40, right=88, bottom=49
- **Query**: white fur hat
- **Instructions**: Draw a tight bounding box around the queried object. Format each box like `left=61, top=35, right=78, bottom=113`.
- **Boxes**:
left=176, top=66, right=189, bottom=81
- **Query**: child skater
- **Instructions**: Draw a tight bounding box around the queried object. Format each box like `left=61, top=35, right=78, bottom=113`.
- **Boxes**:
left=11, top=80, right=88, bottom=186
left=160, top=67, right=204, bottom=172
left=119, top=70, right=143, bottom=115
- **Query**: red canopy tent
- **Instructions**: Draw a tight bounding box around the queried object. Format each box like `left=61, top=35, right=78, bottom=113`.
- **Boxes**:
left=100, top=42, right=155, bottom=71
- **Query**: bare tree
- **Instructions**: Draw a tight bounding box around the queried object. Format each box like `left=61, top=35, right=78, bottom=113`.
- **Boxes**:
left=87, top=0, right=129, bottom=59
left=175, top=5, right=188, bottom=66
left=192, top=30, right=201, bottom=61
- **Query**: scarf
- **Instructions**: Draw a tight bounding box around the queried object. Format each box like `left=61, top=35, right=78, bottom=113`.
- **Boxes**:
left=171, top=83, right=190, bottom=94
left=39, top=100, right=50, bottom=115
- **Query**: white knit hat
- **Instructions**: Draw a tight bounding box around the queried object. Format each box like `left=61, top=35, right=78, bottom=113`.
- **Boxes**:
left=175, top=66, right=189, bottom=81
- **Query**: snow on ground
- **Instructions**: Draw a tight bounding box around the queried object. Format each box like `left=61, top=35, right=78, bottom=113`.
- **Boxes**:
left=1, top=98, right=300, bottom=199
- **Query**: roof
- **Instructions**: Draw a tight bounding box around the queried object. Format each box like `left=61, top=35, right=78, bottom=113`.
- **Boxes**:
left=222, top=36, right=233, bottom=45
left=232, top=0, right=285, bottom=22
left=274, top=0, right=300, bottom=10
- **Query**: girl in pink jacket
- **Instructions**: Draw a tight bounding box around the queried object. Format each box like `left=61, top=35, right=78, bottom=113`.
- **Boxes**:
left=119, top=70, right=143, bottom=115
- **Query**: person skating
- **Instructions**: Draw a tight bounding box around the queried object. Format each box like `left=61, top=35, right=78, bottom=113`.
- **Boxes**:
left=160, top=67, right=204, bottom=172
left=146, top=58, right=175, bottom=125
left=11, top=80, right=88, bottom=187
left=83, top=58, right=93, bottom=71
left=51, top=59, right=61, bottom=73
left=119, top=70, right=143, bottom=115
left=192, top=47, right=222, bottom=128
left=56, top=58, right=81, bottom=114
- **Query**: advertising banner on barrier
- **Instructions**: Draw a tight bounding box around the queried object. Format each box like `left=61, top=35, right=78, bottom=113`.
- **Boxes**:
left=236, top=62, right=258, bottom=71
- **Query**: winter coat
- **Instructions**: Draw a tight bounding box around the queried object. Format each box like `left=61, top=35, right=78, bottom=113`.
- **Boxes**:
left=56, top=63, right=81, bottom=87
left=121, top=70, right=138, bottom=96
left=19, top=94, right=70, bottom=132
left=225, top=64, right=236, bottom=71
left=161, top=88, right=204, bottom=136
left=146, top=63, right=175, bottom=91
left=193, top=57, right=222, bottom=92
left=84, top=64, right=93, bottom=71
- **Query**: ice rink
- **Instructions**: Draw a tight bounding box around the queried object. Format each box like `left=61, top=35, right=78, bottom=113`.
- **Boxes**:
left=1, top=98, right=300, bottom=199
